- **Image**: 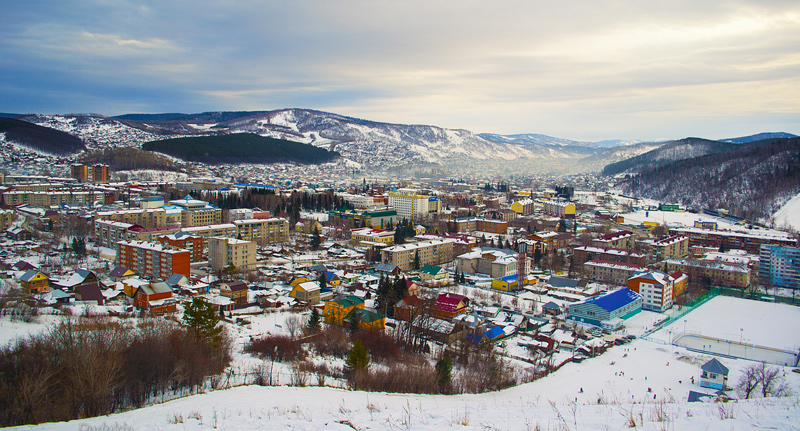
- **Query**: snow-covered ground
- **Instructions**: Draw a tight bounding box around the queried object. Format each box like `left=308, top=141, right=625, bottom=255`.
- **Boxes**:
left=621, top=209, right=791, bottom=238
left=773, top=191, right=800, bottom=232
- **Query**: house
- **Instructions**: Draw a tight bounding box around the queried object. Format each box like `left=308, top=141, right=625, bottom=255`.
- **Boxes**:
left=343, top=308, right=385, bottom=331
left=432, top=292, right=469, bottom=321
left=467, top=325, right=506, bottom=344
left=322, top=271, right=341, bottom=287
left=405, top=279, right=421, bottom=297
left=324, top=295, right=364, bottom=326
left=218, top=280, right=249, bottom=308
left=74, top=283, right=105, bottom=305
left=108, top=266, right=136, bottom=282
left=542, top=301, right=561, bottom=317
left=411, top=315, right=464, bottom=344
left=122, top=277, right=150, bottom=298
left=19, top=269, right=50, bottom=295
left=567, top=288, right=643, bottom=330
left=700, top=358, right=729, bottom=390
left=374, top=263, right=401, bottom=276
left=166, top=273, right=190, bottom=290
left=289, top=276, right=311, bottom=288
left=52, top=268, right=100, bottom=291
left=492, top=274, right=524, bottom=292
left=12, top=261, right=37, bottom=272
left=133, top=282, right=176, bottom=313
left=394, top=295, right=422, bottom=322
left=418, top=265, right=448, bottom=282
left=6, top=227, right=32, bottom=241
left=290, top=281, right=321, bottom=305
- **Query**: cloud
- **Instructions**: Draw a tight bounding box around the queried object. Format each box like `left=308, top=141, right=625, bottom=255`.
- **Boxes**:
left=0, top=0, right=798, bottom=140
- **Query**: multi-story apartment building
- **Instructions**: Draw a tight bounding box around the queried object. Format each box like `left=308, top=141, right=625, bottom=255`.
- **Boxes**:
left=0, top=209, right=13, bottom=231
left=456, top=247, right=530, bottom=279
left=651, top=235, right=689, bottom=261
left=350, top=228, right=395, bottom=246
left=233, top=218, right=289, bottom=243
left=663, top=258, right=751, bottom=288
left=116, top=240, right=191, bottom=280
left=584, top=260, right=645, bottom=286
left=96, top=208, right=167, bottom=229
left=157, top=232, right=204, bottom=262
left=168, top=195, right=222, bottom=227
left=180, top=223, right=238, bottom=241
left=208, top=237, right=256, bottom=272
left=388, top=191, right=439, bottom=219
left=627, top=271, right=674, bottom=312
left=542, top=200, right=576, bottom=219
left=593, top=230, right=636, bottom=250
left=447, top=217, right=508, bottom=234
left=381, top=238, right=455, bottom=272
left=670, top=227, right=795, bottom=255
left=759, top=245, right=800, bottom=289
left=573, top=245, right=647, bottom=267
left=70, top=164, right=108, bottom=183
left=510, top=198, right=534, bottom=215
left=94, top=219, right=181, bottom=248
left=2, top=187, right=108, bottom=207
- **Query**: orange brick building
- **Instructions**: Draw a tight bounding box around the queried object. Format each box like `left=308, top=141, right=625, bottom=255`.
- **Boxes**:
left=117, top=240, right=190, bottom=280
left=157, top=232, right=204, bottom=262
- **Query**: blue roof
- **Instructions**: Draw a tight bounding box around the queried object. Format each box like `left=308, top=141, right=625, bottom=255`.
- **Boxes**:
left=428, top=196, right=440, bottom=201
left=586, top=288, right=641, bottom=312
left=501, top=274, right=519, bottom=282
left=485, top=326, right=505, bottom=340
left=234, top=183, right=277, bottom=189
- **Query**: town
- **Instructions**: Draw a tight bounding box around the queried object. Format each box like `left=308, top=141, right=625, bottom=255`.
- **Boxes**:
left=1, top=159, right=799, bottom=427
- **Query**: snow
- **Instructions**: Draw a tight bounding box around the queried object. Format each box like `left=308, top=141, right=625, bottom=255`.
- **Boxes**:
left=773, top=191, right=800, bottom=232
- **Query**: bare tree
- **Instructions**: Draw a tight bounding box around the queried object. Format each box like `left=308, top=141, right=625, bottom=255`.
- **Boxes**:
left=284, top=314, right=304, bottom=339
left=737, top=362, right=792, bottom=399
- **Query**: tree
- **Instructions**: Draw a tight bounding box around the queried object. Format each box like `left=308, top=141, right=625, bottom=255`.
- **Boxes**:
left=413, top=251, right=421, bottom=270
left=345, top=340, right=370, bottom=371
left=183, top=297, right=222, bottom=344
left=319, top=272, right=328, bottom=290
left=310, top=226, right=321, bottom=249
left=435, top=356, right=452, bottom=393
left=307, top=308, right=321, bottom=333
left=737, top=362, right=792, bottom=399
left=557, top=218, right=567, bottom=233
left=348, top=309, right=362, bottom=333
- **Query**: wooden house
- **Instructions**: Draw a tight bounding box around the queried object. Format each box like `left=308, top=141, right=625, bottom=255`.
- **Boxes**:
left=290, top=281, right=321, bottom=305
left=219, top=280, right=249, bottom=308
left=433, top=292, right=469, bottom=321
left=19, top=269, right=50, bottom=295
left=323, top=295, right=364, bottom=326
left=133, top=282, right=176, bottom=313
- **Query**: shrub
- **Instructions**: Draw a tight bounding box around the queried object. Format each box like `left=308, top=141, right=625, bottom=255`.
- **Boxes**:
left=244, top=334, right=305, bottom=362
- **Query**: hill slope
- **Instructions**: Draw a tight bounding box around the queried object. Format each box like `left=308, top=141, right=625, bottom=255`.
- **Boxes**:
left=602, top=138, right=744, bottom=176
left=0, top=117, right=86, bottom=155
left=142, top=132, right=339, bottom=165
left=618, top=137, right=800, bottom=221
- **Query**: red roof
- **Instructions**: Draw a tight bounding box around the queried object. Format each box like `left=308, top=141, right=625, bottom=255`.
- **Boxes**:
left=435, top=293, right=468, bottom=313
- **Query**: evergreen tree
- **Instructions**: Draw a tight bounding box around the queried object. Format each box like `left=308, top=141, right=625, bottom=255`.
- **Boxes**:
left=310, top=226, right=321, bottom=249
left=345, top=340, right=370, bottom=371
left=534, top=248, right=543, bottom=265
left=436, top=357, right=452, bottom=392
left=461, top=271, right=467, bottom=284
left=413, top=251, right=421, bottom=270
left=319, top=272, right=328, bottom=290
left=348, top=309, right=362, bottom=333
left=308, top=308, right=321, bottom=332
left=557, top=218, right=567, bottom=233
left=183, top=297, right=222, bottom=344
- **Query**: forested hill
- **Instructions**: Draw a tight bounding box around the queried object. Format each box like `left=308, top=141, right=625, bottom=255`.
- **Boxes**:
left=618, top=137, right=800, bottom=221
left=142, top=133, right=339, bottom=165
left=0, top=117, right=86, bottom=155
left=602, top=138, right=739, bottom=176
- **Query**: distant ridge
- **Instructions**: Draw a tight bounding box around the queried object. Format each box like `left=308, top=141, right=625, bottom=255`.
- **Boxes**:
left=0, top=117, right=86, bottom=155
left=603, top=137, right=741, bottom=176
left=720, top=132, right=797, bottom=144
left=142, top=132, right=339, bottom=165
left=0, top=113, right=21, bottom=118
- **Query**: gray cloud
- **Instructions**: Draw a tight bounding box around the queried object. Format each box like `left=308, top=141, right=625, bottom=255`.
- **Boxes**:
left=1, top=0, right=798, bottom=140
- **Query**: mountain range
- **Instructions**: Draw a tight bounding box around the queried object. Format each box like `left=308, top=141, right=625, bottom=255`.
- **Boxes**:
left=5, top=109, right=796, bottom=177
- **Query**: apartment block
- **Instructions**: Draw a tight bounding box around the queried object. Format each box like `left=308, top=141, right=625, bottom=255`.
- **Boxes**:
left=117, top=240, right=190, bottom=280
left=663, top=258, right=751, bottom=289
left=759, top=245, right=800, bottom=289
left=593, top=230, right=636, bottom=250
left=233, top=217, right=289, bottom=243
left=157, top=232, right=204, bottom=262
left=584, top=259, right=645, bottom=286
left=651, top=235, right=689, bottom=261
left=208, top=237, right=256, bottom=272
left=381, top=239, right=455, bottom=272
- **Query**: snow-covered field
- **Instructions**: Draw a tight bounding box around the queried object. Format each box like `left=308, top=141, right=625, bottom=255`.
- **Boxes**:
left=773, top=192, right=800, bottom=232
left=621, top=209, right=791, bottom=239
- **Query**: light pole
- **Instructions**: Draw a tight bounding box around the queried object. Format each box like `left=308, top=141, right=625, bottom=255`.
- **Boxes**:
left=683, top=319, right=687, bottom=334
left=740, top=328, right=743, bottom=344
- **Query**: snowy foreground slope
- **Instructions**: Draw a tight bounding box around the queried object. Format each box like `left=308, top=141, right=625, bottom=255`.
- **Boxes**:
left=12, top=334, right=800, bottom=431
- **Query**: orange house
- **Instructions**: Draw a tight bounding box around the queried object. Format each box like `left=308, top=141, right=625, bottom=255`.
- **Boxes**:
left=133, top=282, right=176, bottom=314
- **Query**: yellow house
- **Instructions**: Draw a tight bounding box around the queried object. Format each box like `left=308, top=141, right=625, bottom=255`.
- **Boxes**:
left=322, top=271, right=341, bottom=287
left=290, top=281, right=321, bottom=305
left=344, top=308, right=385, bottom=331
left=19, top=270, right=49, bottom=294
left=491, top=274, right=525, bottom=292
left=289, top=276, right=310, bottom=289
left=324, top=295, right=364, bottom=326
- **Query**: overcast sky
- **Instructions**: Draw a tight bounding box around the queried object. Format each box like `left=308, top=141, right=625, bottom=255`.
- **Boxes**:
left=1, top=1, right=798, bottom=141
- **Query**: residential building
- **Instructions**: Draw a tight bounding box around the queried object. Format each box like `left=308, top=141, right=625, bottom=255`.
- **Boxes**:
left=343, top=308, right=386, bottom=331
left=70, top=164, right=108, bottom=183
left=133, top=281, right=177, bottom=314
left=324, top=295, right=364, bottom=326
left=432, top=292, right=470, bottom=321
left=419, top=265, right=448, bottom=282
left=116, top=240, right=191, bottom=280
left=208, top=236, right=256, bottom=272
left=651, top=235, right=689, bottom=261
left=584, top=260, right=645, bottom=286
left=542, top=200, right=576, bottom=219
left=670, top=271, right=689, bottom=298
left=567, top=288, right=643, bottom=329
left=290, top=281, right=321, bottom=305
left=233, top=218, right=290, bottom=243
left=95, top=208, right=168, bottom=229
left=168, top=195, right=222, bottom=227
left=0, top=209, right=12, bottom=231
left=510, top=199, right=534, bottom=215
left=456, top=247, right=528, bottom=278
left=593, top=230, right=636, bottom=249
left=6, top=227, right=31, bottom=241
left=573, top=245, right=647, bottom=267
left=447, top=217, right=508, bottom=234
left=759, top=245, right=800, bottom=290
left=381, top=238, right=455, bottom=272
left=19, top=269, right=50, bottom=294
left=158, top=232, right=204, bottom=262
left=351, top=227, right=395, bottom=246
left=180, top=223, right=237, bottom=241
left=670, top=227, right=796, bottom=255
left=388, top=191, right=438, bottom=219
left=627, top=271, right=674, bottom=312
left=328, top=207, right=398, bottom=229
left=663, top=258, right=751, bottom=288
left=218, top=280, right=249, bottom=308
left=1, top=188, right=107, bottom=207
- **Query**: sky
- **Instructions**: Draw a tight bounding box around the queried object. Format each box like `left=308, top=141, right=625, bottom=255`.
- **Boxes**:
left=1, top=1, right=799, bottom=142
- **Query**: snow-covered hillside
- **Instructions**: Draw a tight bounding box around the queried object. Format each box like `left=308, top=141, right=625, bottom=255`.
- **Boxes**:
left=19, top=115, right=164, bottom=150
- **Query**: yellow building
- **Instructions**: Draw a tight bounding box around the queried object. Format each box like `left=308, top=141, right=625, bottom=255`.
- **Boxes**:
left=324, top=295, right=364, bottom=326
left=290, top=281, right=321, bottom=305
left=542, top=200, right=576, bottom=219
left=208, top=237, right=256, bottom=272
left=234, top=218, right=290, bottom=243
left=381, top=238, right=455, bottom=272
left=19, top=270, right=50, bottom=295
left=350, top=228, right=395, bottom=246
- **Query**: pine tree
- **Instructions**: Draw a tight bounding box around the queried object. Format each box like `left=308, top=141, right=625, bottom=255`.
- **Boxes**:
left=319, top=272, right=328, bottom=290
left=348, top=309, right=362, bottom=333
left=310, top=226, right=321, bottom=249
left=345, top=340, right=370, bottom=371
left=413, top=251, right=421, bottom=270
left=308, top=308, right=321, bottom=332
left=183, top=297, right=222, bottom=344
left=436, top=357, right=452, bottom=392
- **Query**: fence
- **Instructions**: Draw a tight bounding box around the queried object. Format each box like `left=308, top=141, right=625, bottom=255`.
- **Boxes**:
left=641, top=288, right=719, bottom=337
